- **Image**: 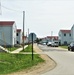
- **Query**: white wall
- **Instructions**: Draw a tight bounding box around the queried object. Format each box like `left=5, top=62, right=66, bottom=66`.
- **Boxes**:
left=71, top=25, right=74, bottom=42
left=58, top=31, right=71, bottom=45
left=17, top=31, right=22, bottom=44
left=0, top=26, right=12, bottom=46
left=12, top=23, right=17, bottom=46
left=0, top=22, right=17, bottom=46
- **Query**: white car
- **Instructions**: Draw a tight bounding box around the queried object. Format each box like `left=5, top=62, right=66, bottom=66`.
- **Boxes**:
left=51, top=42, right=59, bottom=47
left=42, top=42, right=46, bottom=45
left=47, top=41, right=58, bottom=47
left=47, top=42, right=52, bottom=46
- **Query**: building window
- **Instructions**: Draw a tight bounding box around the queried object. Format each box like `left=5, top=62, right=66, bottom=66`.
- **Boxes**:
left=69, top=34, right=71, bottom=36
left=17, top=33, right=18, bottom=36
left=64, top=41, right=67, bottom=45
left=64, top=33, right=66, bottom=36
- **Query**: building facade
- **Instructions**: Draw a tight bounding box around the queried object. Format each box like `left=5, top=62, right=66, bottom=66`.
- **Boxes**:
left=16, top=29, right=22, bottom=44
left=58, top=30, right=72, bottom=45
left=71, top=25, right=74, bottom=42
left=47, top=36, right=58, bottom=43
left=0, top=21, right=17, bottom=47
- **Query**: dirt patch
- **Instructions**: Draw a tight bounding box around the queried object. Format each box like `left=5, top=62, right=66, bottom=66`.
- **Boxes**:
left=7, top=44, right=56, bottom=75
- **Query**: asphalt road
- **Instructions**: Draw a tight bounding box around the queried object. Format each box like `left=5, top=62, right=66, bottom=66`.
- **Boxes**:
left=38, top=45, right=74, bottom=75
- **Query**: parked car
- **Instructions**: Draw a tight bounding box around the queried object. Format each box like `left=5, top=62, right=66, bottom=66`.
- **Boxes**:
left=42, top=42, right=46, bottom=45
left=47, top=41, right=59, bottom=47
left=68, top=42, right=74, bottom=51
left=51, top=42, right=59, bottom=47
left=47, top=42, right=52, bottom=46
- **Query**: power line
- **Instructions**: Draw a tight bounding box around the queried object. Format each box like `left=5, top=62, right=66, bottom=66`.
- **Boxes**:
left=0, top=1, right=2, bottom=15
left=0, top=0, right=23, bottom=13
left=1, top=5, right=23, bottom=13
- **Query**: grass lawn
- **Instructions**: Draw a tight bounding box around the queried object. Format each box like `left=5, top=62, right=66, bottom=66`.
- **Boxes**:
left=21, top=45, right=33, bottom=52
left=7, top=47, right=19, bottom=51
left=59, top=46, right=68, bottom=49
left=0, top=45, right=44, bottom=74
left=0, top=53, right=44, bottom=74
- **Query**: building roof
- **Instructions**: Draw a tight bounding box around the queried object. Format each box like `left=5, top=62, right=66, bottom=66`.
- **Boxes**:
left=60, top=30, right=71, bottom=33
left=47, top=36, right=58, bottom=40
left=22, top=36, right=27, bottom=40
left=17, top=29, right=21, bottom=32
left=0, top=21, right=15, bottom=26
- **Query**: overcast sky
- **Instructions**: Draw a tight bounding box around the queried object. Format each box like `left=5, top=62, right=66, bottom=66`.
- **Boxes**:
left=0, top=0, right=74, bottom=37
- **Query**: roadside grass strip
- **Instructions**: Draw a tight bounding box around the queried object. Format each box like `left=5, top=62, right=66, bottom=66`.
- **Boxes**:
left=21, top=45, right=33, bottom=52
left=0, top=53, right=44, bottom=74
left=59, top=46, right=68, bottom=49
left=0, top=45, right=45, bottom=74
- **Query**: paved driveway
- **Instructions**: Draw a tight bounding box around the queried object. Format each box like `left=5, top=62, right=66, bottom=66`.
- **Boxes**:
left=38, top=45, right=74, bottom=75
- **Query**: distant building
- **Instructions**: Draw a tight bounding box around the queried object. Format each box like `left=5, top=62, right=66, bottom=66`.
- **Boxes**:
left=22, top=36, right=28, bottom=44
left=71, top=25, right=74, bottom=42
left=58, top=30, right=71, bottom=45
left=16, top=29, right=22, bottom=44
left=41, top=37, right=47, bottom=43
left=47, top=36, right=58, bottom=42
left=0, top=21, right=17, bottom=47
left=41, top=36, right=58, bottom=44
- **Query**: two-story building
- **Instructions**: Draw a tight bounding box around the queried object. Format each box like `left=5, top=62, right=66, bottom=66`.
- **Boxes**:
left=16, top=29, right=22, bottom=44
left=58, top=30, right=72, bottom=45
left=0, top=21, right=17, bottom=47
left=71, top=25, right=74, bottom=42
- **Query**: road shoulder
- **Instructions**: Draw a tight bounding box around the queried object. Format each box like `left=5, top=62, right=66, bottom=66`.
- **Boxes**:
left=7, top=44, right=56, bottom=75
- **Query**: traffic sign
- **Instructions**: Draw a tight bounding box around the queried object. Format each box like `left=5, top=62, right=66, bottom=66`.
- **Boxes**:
left=28, top=33, right=37, bottom=42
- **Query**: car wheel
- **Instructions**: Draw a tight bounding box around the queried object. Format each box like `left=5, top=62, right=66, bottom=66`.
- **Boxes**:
left=71, top=48, right=74, bottom=51
left=68, top=47, right=70, bottom=51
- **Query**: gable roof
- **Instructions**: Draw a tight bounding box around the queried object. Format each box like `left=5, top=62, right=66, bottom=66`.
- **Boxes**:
left=22, top=36, right=27, bottom=40
left=17, top=29, right=21, bottom=32
left=47, top=36, right=58, bottom=40
left=60, top=30, right=71, bottom=33
left=0, top=21, right=15, bottom=26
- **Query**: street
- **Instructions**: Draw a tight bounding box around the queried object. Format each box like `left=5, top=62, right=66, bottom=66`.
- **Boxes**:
left=38, top=45, right=74, bottom=75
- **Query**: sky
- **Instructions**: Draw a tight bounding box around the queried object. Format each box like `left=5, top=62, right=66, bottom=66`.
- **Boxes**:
left=0, top=0, right=74, bottom=38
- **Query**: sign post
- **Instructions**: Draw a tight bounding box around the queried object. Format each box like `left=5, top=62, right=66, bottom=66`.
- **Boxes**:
left=32, top=33, right=33, bottom=60
left=28, top=33, right=36, bottom=60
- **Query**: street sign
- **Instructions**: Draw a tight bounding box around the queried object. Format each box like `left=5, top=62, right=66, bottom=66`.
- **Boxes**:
left=28, top=33, right=37, bottom=60
left=28, top=33, right=37, bottom=42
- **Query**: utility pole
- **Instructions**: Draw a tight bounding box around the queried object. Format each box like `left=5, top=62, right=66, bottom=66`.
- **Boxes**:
left=51, top=31, right=53, bottom=42
left=23, top=11, right=25, bottom=50
left=28, top=28, right=29, bottom=44
left=32, top=33, right=34, bottom=60
left=0, top=0, right=2, bottom=15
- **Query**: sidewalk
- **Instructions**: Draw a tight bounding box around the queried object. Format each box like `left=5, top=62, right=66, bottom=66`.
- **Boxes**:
left=10, top=44, right=46, bottom=54
left=10, top=45, right=28, bottom=53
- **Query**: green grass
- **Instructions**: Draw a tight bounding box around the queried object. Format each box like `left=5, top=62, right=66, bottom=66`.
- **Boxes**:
left=59, top=46, right=68, bottom=49
left=21, top=45, right=33, bottom=52
left=0, top=53, right=44, bottom=74
left=7, top=47, right=19, bottom=51
left=0, top=45, right=44, bottom=74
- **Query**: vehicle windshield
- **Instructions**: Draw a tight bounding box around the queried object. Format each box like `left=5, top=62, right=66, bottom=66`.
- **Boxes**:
left=55, top=42, right=58, bottom=44
left=70, top=43, right=74, bottom=46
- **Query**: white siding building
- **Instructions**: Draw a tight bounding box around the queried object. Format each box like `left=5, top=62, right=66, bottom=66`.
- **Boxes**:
left=16, top=29, right=22, bottom=44
left=71, top=25, right=74, bottom=42
left=0, top=21, right=17, bottom=47
left=47, top=36, right=58, bottom=42
left=58, top=30, right=72, bottom=45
